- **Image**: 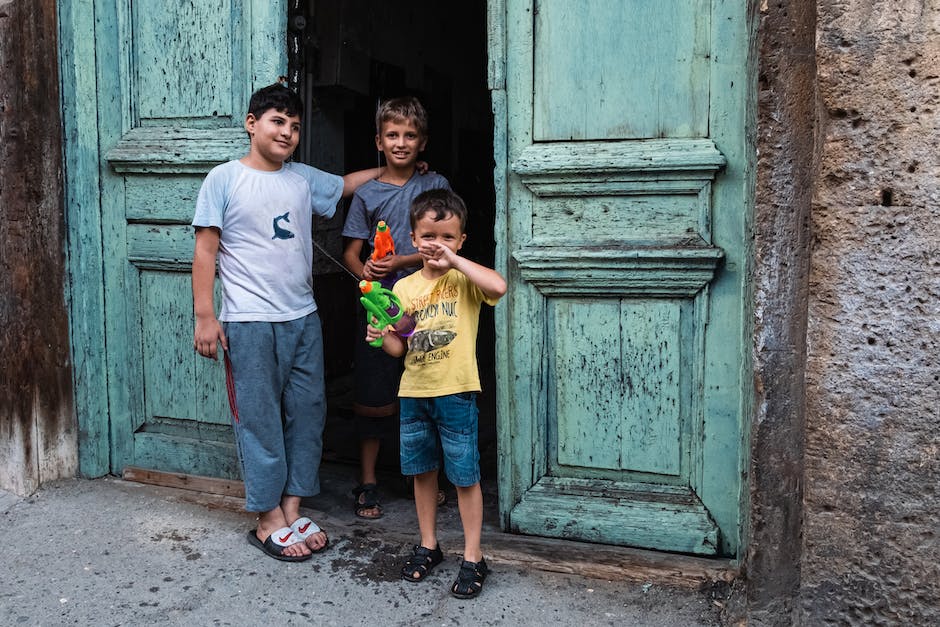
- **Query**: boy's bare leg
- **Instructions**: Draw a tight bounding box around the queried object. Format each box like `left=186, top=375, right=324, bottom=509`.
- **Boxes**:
left=456, top=482, right=483, bottom=562
left=413, top=469, right=440, bottom=550
left=281, top=495, right=327, bottom=552
left=356, top=438, right=382, bottom=518
left=256, top=503, right=311, bottom=557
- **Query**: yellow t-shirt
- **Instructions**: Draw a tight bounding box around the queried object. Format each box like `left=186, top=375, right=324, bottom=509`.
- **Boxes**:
left=393, top=268, right=500, bottom=398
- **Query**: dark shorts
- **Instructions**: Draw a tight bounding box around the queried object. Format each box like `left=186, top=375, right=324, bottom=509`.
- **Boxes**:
left=353, top=313, right=404, bottom=408
left=399, top=393, right=480, bottom=487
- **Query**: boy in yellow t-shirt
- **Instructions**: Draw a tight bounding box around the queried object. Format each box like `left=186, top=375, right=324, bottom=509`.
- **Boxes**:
left=365, top=188, right=506, bottom=599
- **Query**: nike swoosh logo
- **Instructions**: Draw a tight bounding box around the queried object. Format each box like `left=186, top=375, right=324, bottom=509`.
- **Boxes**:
left=297, top=522, right=311, bottom=534
left=278, top=531, right=294, bottom=543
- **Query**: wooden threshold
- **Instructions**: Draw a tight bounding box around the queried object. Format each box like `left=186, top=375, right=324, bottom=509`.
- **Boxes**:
left=123, top=466, right=245, bottom=498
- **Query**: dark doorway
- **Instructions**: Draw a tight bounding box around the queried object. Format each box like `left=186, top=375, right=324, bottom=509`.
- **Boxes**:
left=291, top=2, right=496, bottom=483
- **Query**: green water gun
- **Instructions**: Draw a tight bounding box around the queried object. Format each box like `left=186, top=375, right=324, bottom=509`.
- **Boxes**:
left=359, top=280, right=415, bottom=347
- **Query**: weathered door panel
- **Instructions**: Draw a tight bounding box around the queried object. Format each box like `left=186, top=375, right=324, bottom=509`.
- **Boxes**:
left=492, top=0, right=751, bottom=556
left=68, top=0, right=285, bottom=477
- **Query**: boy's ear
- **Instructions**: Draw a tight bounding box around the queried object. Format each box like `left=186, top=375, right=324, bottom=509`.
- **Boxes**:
left=418, top=136, right=428, bottom=152
left=244, top=113, right=257, bottom=134
left=375, top=134, right=382, bottom=151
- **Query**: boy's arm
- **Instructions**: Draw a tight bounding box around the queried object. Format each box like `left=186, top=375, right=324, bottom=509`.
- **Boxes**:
left=451, top=256, right=507, bottom=301
left=420, top=242, right=507, bottom=300
left=342, top=237, right=366, bottom=279
left=192, top=226, right=227, bottom=359
left=364, top=321, right=407, bottom=357
left=341, top=167, right=384, bottom=198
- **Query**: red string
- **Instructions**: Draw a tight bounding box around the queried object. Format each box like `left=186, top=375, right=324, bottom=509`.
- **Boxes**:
left=223, top=349, right=239, bottom=423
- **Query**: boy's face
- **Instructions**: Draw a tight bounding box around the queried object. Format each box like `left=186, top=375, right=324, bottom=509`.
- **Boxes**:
left=375, top=119, right=426, bottom=169
left=411, top=212, right=466, bottom=256
left=245, top=108, right=301, bottom=166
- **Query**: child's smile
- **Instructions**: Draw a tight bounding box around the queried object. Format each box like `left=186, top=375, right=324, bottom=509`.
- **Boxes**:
left=376, top=119, right=426, bottom=171
left=245, top=108, right=301, bottom=170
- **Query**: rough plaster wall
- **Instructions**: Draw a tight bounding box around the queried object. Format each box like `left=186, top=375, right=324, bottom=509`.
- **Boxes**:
left=803, top=1, right=940, bottom=623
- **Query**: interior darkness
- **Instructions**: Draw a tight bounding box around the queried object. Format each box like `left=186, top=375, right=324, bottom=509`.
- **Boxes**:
left=293, top=2, right=496, bottom=482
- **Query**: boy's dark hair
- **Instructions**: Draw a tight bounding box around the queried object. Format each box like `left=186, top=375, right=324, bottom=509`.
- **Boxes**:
left=410, top=189, right=468, bottom=232
left=247, top=83, right=304, bottom=119
left=375, top=96, right=429, bottom=137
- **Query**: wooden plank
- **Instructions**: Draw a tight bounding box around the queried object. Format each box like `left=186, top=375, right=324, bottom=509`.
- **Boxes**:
left=132, top=431, right=240, bottom=479
left=123, top=466, right=245, bottom=498
left=59, top=0, right=109, bottom=478
left=621, top=300, right=682, bottom=475
left=125, top=175, right=204, bottom=223
left=133, top=0, right=239, bottom=122
left=533, top=195, right=700, bottom=243
left=511, top=486, right=719, bottom=555
left=533, top=0, right=710, bottom=140
left=553, top=299, right=622, bottom=470
left=483, top=533, right=737, bottom=587
left=0, top=0, right=76, bottom=495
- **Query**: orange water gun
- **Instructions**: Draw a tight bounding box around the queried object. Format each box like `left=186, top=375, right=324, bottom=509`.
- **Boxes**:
left=372, top=221, right=395, bottom=261
left=371, top=221, right=397, bottom=288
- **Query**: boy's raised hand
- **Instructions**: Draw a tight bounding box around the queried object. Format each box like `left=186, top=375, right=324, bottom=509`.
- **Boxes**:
left=419, top=241, right=459, bottom=270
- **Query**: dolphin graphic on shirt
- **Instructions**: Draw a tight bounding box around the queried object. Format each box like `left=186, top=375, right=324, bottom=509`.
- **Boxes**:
left=272, top=212, right=295, bottom=240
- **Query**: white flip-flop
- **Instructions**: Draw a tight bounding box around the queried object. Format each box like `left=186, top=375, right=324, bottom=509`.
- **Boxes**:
left=290, top=517, right=329, bottom=552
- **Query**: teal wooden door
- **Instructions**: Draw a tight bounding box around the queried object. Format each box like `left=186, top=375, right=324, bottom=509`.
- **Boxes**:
left=490, top=0, right=752, bottom=556
left=60, top=0, right=286, bottom=478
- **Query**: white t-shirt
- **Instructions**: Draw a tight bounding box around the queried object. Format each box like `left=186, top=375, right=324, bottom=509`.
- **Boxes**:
left=192, top=159, right=344, bottom=322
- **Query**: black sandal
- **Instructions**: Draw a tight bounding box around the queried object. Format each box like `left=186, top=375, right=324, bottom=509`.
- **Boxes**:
left=400, top=544, right=443, bottom=582
left=352, top=483, right=383, bottom=519
left=451, top=558, right=489, bottom=599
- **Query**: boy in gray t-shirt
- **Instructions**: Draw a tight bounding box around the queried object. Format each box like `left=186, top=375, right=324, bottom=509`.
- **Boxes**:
left=342, top=96, right=451, bottom=519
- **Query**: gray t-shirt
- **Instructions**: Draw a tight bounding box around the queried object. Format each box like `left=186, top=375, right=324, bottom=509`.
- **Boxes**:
left=193, top=159, right=343, bottom=322
left=342, top=171, right=451, bottom=278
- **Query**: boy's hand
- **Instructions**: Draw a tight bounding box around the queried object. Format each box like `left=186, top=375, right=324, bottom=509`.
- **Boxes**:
left=416, top=160, right=429, bottom=175
left=363, top=255, right=396, bottom=280
left=194, top=315, right=227, bottom=360
left=364, top=317, right=393, bottom=343
left=419, top=241, right=459, bottom=270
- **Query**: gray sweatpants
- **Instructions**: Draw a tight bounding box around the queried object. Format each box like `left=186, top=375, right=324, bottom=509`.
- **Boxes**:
left=224, top=312, right=325, bottom=513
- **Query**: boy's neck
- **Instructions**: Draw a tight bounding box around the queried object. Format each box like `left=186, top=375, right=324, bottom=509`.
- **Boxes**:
left=420, top=265, right=449, bottom=281
left=240, top=152, right=284, bottom=172
left=377, top=163, right=416, bottom=186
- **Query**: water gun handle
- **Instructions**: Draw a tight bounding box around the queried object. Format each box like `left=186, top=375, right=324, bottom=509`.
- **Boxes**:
left=359, top=280, right=403, bottom=347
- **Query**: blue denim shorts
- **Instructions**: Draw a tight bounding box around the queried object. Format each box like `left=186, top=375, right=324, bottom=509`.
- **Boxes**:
left=399, top=393, right=480, bottom=487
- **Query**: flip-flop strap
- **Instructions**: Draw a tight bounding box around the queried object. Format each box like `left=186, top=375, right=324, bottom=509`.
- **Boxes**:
left=267, top=526, right=300, bottom=548
left=290, top=517, right=321, bottom=539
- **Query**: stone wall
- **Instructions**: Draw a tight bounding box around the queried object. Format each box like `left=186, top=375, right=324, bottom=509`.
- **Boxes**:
left=802, top=0, right=940, bottom=623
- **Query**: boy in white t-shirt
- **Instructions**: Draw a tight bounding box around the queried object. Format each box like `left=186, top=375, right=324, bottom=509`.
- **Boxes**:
left=191, top=83, right=384, bottom=562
